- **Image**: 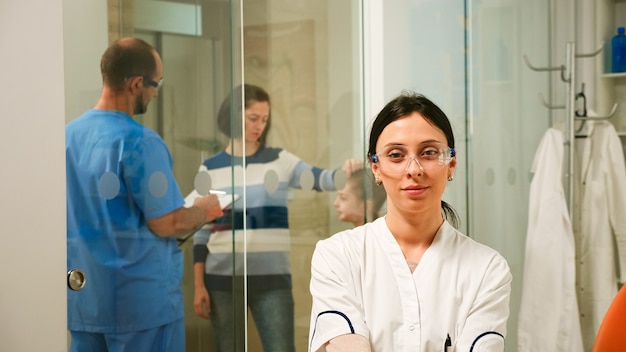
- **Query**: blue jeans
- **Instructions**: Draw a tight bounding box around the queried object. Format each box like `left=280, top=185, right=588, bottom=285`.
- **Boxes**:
left=210, top=288, right=295, bottom=352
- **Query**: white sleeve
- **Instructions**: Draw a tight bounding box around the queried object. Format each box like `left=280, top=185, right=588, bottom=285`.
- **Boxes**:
left=308, top=238, right=370, bottom=352
left=454, top=255, right=512, bottom=352
left=606, top=128, right=626, bottom=283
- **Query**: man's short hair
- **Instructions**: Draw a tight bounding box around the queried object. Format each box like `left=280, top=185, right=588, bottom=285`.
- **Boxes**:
left=100, top=37, right=157, bottom=91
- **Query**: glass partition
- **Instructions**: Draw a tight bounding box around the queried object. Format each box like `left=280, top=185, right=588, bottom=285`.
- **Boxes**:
left=66, top=0, right=552, bottom=351
left=110, top=1, right=365, bottom=351
left=467, top=1, right=551, bottom=349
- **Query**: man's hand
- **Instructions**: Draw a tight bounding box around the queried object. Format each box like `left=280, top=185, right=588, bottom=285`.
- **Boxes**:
left=147, top=194, right=223, bottom=238
left=193, top=194, right=224, bottom=223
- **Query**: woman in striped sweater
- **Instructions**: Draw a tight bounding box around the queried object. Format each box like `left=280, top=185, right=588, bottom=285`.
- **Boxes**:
left=192, top=84, right=359, bottom=352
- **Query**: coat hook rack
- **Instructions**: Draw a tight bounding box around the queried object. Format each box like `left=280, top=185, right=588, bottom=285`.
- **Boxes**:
left=572, top=42, right=619, bottom=121
left=575, top=103, right=619, bottom=121
left=523, top=41, right=609, bottom=227
left=575, top=83, right=587, bottom=117
left=523, top=55, right=568, bottom=82
left=523, top=54, right=567, bottom=108
left=575, top=42, right=605, bottom=58
left=538, top=93, right=565, bottom=109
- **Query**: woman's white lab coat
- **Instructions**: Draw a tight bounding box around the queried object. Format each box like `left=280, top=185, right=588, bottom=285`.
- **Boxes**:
left=573, top=121, right=626, bottom=350
left=517, top=128, right=583, bottom=352
left=309, top=218, right=511, bottom=352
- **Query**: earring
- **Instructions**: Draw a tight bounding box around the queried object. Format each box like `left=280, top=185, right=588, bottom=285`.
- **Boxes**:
left=375, top=178, right=382, bottom=185
left=448, top=175, right=454, bottom=182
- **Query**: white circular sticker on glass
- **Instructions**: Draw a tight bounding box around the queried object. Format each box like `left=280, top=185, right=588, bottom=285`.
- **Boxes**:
left=333, top=168, right=347, bottom=190
left=194, top=170, right=212, bottom=196
left=148, top=171, right=168, bottom=198
left=264, top=169, right=279, bottom=193
left=299, top=168, right=314, bottom=191
left=98, top=172, right=120, bottom=200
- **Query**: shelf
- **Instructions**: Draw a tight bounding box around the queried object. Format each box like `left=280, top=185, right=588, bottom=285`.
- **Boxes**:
left=602, top=72, right=626, bottom=78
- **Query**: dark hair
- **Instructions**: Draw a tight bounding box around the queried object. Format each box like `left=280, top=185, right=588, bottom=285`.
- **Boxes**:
left=217, top=84, right=271, bottom=145
left=100, top=37, right=157, bottom=92
left=367, top=91, right=459, bottom=227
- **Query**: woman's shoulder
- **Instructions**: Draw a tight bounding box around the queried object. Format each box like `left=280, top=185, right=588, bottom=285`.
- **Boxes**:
left=255, top=146, right=294, bottom=162
left=201, top=150, right=230, bottom=169
left=312, top=222, right=380, bottom=273
left=442, top=222, right=509, bottom=267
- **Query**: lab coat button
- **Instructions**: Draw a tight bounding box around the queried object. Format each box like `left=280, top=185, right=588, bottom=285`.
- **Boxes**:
left=408, top=325, right=415, bottom=331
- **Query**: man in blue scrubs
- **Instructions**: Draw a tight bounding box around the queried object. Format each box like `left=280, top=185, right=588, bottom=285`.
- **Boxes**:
left=66, top=37, right=223, bottom=352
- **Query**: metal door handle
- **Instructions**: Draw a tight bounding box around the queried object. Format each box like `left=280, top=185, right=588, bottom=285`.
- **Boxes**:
left=67, top=269, right=86, bottom=291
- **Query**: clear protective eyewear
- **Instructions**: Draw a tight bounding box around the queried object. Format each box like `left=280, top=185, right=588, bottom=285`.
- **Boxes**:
left=143, top=76, right=163, bottom=90
left=372, top=141, right=455, bottom=175
left=125, top=75, right=163, bottom=91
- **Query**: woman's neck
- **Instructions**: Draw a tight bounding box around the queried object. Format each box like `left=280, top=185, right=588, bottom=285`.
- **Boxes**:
left=226, top=139, right=260, bottom=157
left=384, top=208, right=444, bottom=267
left=386, top=211, right=443, bottom=243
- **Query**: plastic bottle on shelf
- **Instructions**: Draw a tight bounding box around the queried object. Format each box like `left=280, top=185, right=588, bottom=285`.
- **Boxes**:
left=612, top=26, right=626, bottom=73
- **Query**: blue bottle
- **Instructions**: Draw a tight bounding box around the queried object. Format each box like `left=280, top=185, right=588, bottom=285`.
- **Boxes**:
left=612, top=27, right=626, bottom=73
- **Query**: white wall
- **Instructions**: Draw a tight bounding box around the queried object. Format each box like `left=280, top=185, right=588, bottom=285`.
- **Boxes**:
left=0, top=1, right=67, bottom=350
left=0, top=1, right=108, bottom=350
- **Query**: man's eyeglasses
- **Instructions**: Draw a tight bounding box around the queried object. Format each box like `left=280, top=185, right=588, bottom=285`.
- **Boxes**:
left=371, top=142, right=455, bottom=175
left=126, top=75, right=163, bottom=90
left=142, top=76, right=163, bottom=90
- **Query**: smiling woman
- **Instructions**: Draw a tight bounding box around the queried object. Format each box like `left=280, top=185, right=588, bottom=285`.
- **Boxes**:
left=308, top=92, right=512, bottom=352
left=369, top=92, right=459, bottom=229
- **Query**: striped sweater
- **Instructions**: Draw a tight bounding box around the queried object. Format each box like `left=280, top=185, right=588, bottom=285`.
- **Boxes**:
left=193, top=146, right=336, bottom=291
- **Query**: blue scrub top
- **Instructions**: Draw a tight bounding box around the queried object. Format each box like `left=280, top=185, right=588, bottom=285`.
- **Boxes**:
left=66, top=110, right=185, bottom=333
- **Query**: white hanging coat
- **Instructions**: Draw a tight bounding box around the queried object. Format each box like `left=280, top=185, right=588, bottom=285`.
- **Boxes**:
left=517, top=128, right=583, bottom=352
left=573, top=121, right=626, bottom=351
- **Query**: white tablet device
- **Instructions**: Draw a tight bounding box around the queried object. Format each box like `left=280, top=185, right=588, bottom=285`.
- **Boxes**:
left=184, top=190, right=240, bottom=210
